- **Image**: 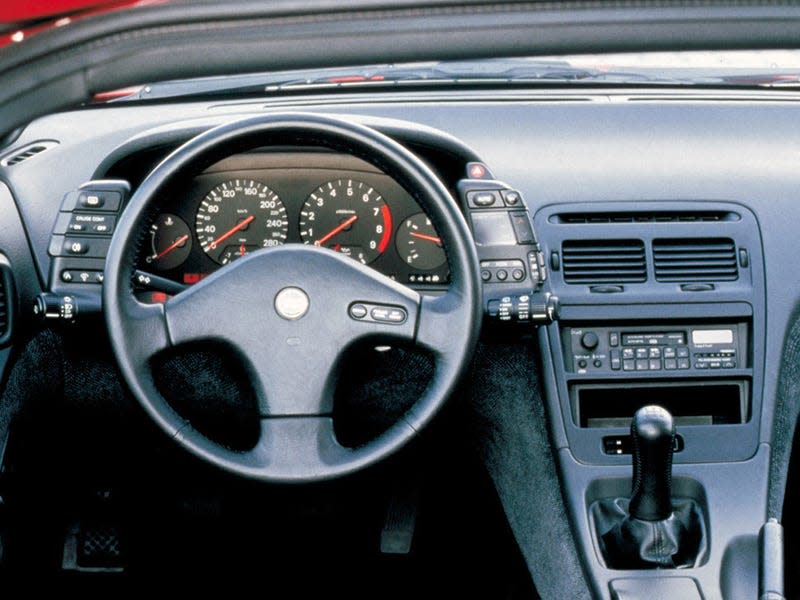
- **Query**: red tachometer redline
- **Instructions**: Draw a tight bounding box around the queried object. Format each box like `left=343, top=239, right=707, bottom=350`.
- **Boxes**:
left=378, top=203, right=392, bottom=253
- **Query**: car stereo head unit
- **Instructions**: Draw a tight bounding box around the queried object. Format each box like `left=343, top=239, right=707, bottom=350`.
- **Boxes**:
left=562, top=323, right=747, bottom=375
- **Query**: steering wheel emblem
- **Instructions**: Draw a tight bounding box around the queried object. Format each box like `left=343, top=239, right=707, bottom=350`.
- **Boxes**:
left=274, top=287, right=310, bottom=320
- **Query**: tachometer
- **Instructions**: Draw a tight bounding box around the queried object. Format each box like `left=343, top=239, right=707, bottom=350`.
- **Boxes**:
left=195, top=179, right=288, bottom=264
left=299, top=179, right=392, bottom=264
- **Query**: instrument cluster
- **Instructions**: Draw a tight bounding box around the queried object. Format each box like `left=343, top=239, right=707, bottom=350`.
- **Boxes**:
left=139, top=151, right=451, bottom=288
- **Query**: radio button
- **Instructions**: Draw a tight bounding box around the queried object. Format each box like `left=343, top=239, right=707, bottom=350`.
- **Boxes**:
left=664, top=359, right=677, bottom=370
left=677, top=347, right=690, bottom=358
left=663, top=347, right=676, bottom=359
left=622, top=348, right=635, bottom=360
left=635, top=348, right=648, bottom=359
left=581, top=332, right=599, bottom=350
left=635, top=359, right=649, bottom=371
left=623, top=359, right=635, bottom=371
left=678, top=358, right=690, bottom=369
left=649, top=347, right=661, bottom=359
left=649, top=359, right=662, bottom=370
left=609, top=332, right=619, bottom=347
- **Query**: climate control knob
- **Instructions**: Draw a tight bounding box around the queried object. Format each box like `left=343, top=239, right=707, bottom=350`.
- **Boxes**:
left=581, top=332, right=600, bottom=351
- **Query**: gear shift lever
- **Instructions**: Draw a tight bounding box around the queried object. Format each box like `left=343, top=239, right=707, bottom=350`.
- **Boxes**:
left=629, top=405, right=674, bottom=521
left=594, top=405, right=705, bottom=569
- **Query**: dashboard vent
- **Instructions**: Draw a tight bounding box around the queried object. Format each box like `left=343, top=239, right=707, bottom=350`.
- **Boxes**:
left=0, top=140, right=58, bottom=167
left=0, top=266, right=8, bottom=344
left=551, top=211, right=738, bottom=224
left=653, top=238, right=738, bottom=282
left=562, top=239, right=646, bottom=284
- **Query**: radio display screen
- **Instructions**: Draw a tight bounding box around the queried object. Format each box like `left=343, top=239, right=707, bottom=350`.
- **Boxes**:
left=692, top=329, right=734, bottom=345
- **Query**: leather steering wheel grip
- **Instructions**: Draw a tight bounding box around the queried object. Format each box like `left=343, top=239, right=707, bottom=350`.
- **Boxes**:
left=103, top=113, right=482, bottom=482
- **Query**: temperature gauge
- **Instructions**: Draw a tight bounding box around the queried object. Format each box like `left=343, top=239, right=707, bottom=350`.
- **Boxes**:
left=147, top=213, right=192, bottom=271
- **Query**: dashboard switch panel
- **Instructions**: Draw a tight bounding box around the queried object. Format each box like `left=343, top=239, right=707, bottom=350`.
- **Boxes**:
left=457, top=177, right=550, bottom=324
left=49, top=179, right=131, bottom=294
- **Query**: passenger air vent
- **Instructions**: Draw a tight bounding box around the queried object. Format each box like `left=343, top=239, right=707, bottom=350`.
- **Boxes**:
left=562, top=239, right=646, bottom=284
left=0, top=140, right=58, bottom=167
left=551, top=211, right=738, bottom=224
left=653, top=238, right=738, bottom=282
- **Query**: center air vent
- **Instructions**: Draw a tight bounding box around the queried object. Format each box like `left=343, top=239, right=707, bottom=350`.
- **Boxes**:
left=653, top=238, right=738, bottom=282
left=562, top=239, right=646, bottom=284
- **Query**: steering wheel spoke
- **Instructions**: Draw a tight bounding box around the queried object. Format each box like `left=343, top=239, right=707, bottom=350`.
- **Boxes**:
left=118, top=297, right=171, bottom=374
left=246, top=417, right=350, bottom=479
left=415, top=292, right=470, bottom=355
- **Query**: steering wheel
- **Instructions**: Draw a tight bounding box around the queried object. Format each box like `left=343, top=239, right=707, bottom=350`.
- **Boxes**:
left=104, top=113, right=482, bottom=482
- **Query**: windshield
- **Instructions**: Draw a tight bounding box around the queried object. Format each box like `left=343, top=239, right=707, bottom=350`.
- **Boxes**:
left=100, top=50, right=800, bottom=102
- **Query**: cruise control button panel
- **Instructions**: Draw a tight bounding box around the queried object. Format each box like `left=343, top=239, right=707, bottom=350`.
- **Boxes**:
left=348, top=302, right=407, bottom=325
left=48, top=179, right=130, bottom=293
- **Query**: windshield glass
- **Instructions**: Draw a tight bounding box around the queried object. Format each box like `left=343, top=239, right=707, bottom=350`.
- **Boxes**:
left=101, top=50, right=800, bottom=102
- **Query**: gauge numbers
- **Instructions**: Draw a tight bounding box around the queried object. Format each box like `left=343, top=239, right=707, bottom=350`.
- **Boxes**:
left=195, top=179, right=288, bottom=264
left=299, top=179, right=392, bottom=265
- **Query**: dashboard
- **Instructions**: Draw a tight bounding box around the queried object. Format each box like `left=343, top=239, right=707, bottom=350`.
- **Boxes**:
left=5, top=2, right=800, bottom=598
left=0, top=90, right=798, bottom=600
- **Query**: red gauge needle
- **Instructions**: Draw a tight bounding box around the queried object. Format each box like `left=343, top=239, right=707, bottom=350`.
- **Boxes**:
left=409, top=231, right=442, bottom=245
left=315, top=215, right=358, bottom=247
left=240, top=243, right=246, bottom=256
left=153, top=234, right=189, bottom=260
left=207, top=215, right=254, bottom=249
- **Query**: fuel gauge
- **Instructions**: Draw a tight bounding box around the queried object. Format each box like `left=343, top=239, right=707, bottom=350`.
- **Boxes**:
left=147, top=213, right=192, bottom=271
left=396, top=213, right=446, bottom=270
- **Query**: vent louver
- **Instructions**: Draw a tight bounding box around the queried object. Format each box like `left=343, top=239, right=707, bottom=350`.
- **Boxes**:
left=551, top=211, right=738, bottom=224
left=0, top=269, right=7, bottom=340
left=0, top=140, right=58, bottom=167
left=653, top=238, right=738, bottom=282
left=562, top=239, right=646, bottom=284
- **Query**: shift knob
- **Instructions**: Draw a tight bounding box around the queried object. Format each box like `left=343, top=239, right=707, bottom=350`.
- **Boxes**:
left=629, top=405, right=675, bottom=521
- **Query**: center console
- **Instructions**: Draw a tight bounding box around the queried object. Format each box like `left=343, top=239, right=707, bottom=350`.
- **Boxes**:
left=533, top=201, right=767, bottom=599
left=460, top=188, right=768, bottom=599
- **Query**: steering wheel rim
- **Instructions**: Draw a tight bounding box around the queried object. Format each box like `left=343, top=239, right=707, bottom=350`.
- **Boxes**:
left=104, top=113, right=482, bottom=482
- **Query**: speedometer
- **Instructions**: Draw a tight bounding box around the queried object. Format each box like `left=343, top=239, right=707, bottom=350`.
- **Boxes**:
left=299, top=179, right=392, bottom=265
left=195, top=179, right=288, bottom=264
